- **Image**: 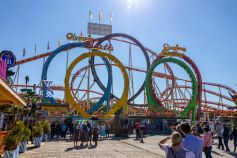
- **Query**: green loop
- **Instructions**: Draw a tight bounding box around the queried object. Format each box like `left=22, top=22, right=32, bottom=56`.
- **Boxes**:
left=145, top=58, right=198, bottom=121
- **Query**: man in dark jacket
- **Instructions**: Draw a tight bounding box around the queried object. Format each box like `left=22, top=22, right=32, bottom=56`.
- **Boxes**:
left=223, top=124, right=230, bottom=152
left=231, top=125, right=237, bottom=152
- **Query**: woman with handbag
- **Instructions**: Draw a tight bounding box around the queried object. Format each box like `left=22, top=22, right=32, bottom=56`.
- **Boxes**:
left=203, top=126, right=213, bottom=158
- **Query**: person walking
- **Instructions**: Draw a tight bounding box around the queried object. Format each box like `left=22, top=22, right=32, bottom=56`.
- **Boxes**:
left=209, top=122, right=215, bottom=143
left=159, top=132, right=195, bottom=158
left=61, top=123, right=68, bottom=139
left=135, top=121, right=141, bottom=140
left=73, top=123, right=80, bottom=148
left=180, top=122, right=203, bottom=158
left=100, top=122, right=106, bottom=140
left=56, top=123, right=61, bottom=139
left=230, top=125, right=237, bottom=152
left=215, top=122, right=224, bottom=150
left=140, top=123, right=145, bottom=143
left=202, top=126, right=213, bottom=158
left=86, top=121, right=93, bottom=146
left=222, top=124, right=230, bottom=152
left=80, top=123, right=89, bottom=147
left=92, top=124, right=99, bottom=146
left=69, top=123, right=74, bottom=139
left=50, top=122, right=56, bottom=140
left=144, top=122, right=148, bottom=137
left=105, top=122, right=110, bottom=138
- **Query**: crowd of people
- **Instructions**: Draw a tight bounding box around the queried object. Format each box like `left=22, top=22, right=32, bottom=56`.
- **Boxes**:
left=50, top=120, right=111, bottom=148
left=159, top=121, right=237, bottom=158
left=48, top=118, right=237, bottom=157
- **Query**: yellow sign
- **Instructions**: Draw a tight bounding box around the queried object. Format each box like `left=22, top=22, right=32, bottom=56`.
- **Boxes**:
left=66, top=33, right=94, bottom=42
left=160, top=44, right=186, bottom=57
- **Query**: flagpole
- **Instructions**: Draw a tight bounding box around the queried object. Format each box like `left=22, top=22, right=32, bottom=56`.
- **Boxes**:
left=87, top=11, right=93, bottom=109
left=110, top=12, right=113, bottom=25
left=89, top=11, right=92, bottom=23
left=16, top=48, right=26, bottom=92
left=15, top=65, right=20, bottom=92
left=108, top=12, right=114, bottom=108
left=34, top=44, right=37, bottom=56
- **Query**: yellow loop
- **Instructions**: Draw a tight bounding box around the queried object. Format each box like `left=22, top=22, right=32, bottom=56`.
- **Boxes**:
left=64, top=51, right=129, bottom=119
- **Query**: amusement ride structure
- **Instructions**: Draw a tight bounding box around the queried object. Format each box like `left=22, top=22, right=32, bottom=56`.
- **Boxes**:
left=9, top=30, right=237, bottom=121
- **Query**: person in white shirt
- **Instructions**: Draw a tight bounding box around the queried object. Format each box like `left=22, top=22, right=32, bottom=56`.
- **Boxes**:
left=159, top=132, right=195, bottom=158
left=209, top=122, right=215, bottom=143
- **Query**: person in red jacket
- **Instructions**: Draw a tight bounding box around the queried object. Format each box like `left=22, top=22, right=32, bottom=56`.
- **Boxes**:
left=135, top=121, right=141, bottom=140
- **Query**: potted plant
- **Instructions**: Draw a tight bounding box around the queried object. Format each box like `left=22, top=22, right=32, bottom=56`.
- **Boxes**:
left=32, top=123, right=43, bottom=147
left=19, top=122, right=31, bottom=153
left=41, top=120, right=51, bottom=141
left=3, top=122, right=23, bottom=158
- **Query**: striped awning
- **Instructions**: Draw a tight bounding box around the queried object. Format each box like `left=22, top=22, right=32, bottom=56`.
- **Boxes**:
left=0, top=79, right=26, bottom=106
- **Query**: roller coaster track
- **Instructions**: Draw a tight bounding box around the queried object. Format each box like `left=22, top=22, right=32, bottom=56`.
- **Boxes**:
left=13, top=37, right=236, bottom=117
left=15, top=37, right=159, bottom=65
left=13, top=67, right=236, bottom=111
left=160, top=86, right=234, bottom=102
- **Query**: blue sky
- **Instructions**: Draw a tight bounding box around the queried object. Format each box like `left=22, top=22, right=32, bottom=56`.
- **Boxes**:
left=0, top=0, right=237, bottom=103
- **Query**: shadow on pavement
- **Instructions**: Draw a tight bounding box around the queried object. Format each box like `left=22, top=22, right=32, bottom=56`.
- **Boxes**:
left=110, top=136, right=129, bottom=141
left=64, top=147, right=74, bottom=152
left=211, top=150, right=225, bottom=156
left=88, top=145, right=96, bottom=149
left=26, top=146, right=39, bottom=151
left=228, top=152, right=237, bottom=157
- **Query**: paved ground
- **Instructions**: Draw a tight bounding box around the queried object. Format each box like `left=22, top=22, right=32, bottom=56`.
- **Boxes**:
left=19, top=134, right=237, bottom=158
left=121, top=135, right=237, bottom=158
left=19, top=137, right=159, bottom=158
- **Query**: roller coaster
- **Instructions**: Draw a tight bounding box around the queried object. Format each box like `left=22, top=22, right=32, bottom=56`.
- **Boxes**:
left=11, top=33, right=237, bottom=121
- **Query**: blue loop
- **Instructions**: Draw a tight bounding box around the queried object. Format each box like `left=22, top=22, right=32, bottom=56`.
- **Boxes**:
left=41, top=42, right=86, bottom=103
left=86, top=57, right=112, bottom=114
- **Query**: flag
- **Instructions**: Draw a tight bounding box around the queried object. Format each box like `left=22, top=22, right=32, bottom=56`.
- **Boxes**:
left=23, top=48, right=26, bottom=57
left=34, top=44, right=37, bottom=55
left=47, top=41, right=50, bottom=50
left=110, top=12, right=113, bottom=22
left=57, top=40, right=61, bottom=47
left=89, top=11, right=93, bottom=21
left=99, top=11, right=103, bottom=21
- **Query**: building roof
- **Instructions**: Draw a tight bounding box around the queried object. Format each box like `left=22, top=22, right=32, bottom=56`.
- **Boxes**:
left=0, top=79, right=26, bottom=106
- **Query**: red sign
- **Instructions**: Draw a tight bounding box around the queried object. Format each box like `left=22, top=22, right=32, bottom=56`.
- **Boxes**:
left=0, top=59, right=6, bottom=80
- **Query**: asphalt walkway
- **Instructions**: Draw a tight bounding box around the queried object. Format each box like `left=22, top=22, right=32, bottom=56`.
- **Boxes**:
left=19, top=134, right=237, bottom=158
